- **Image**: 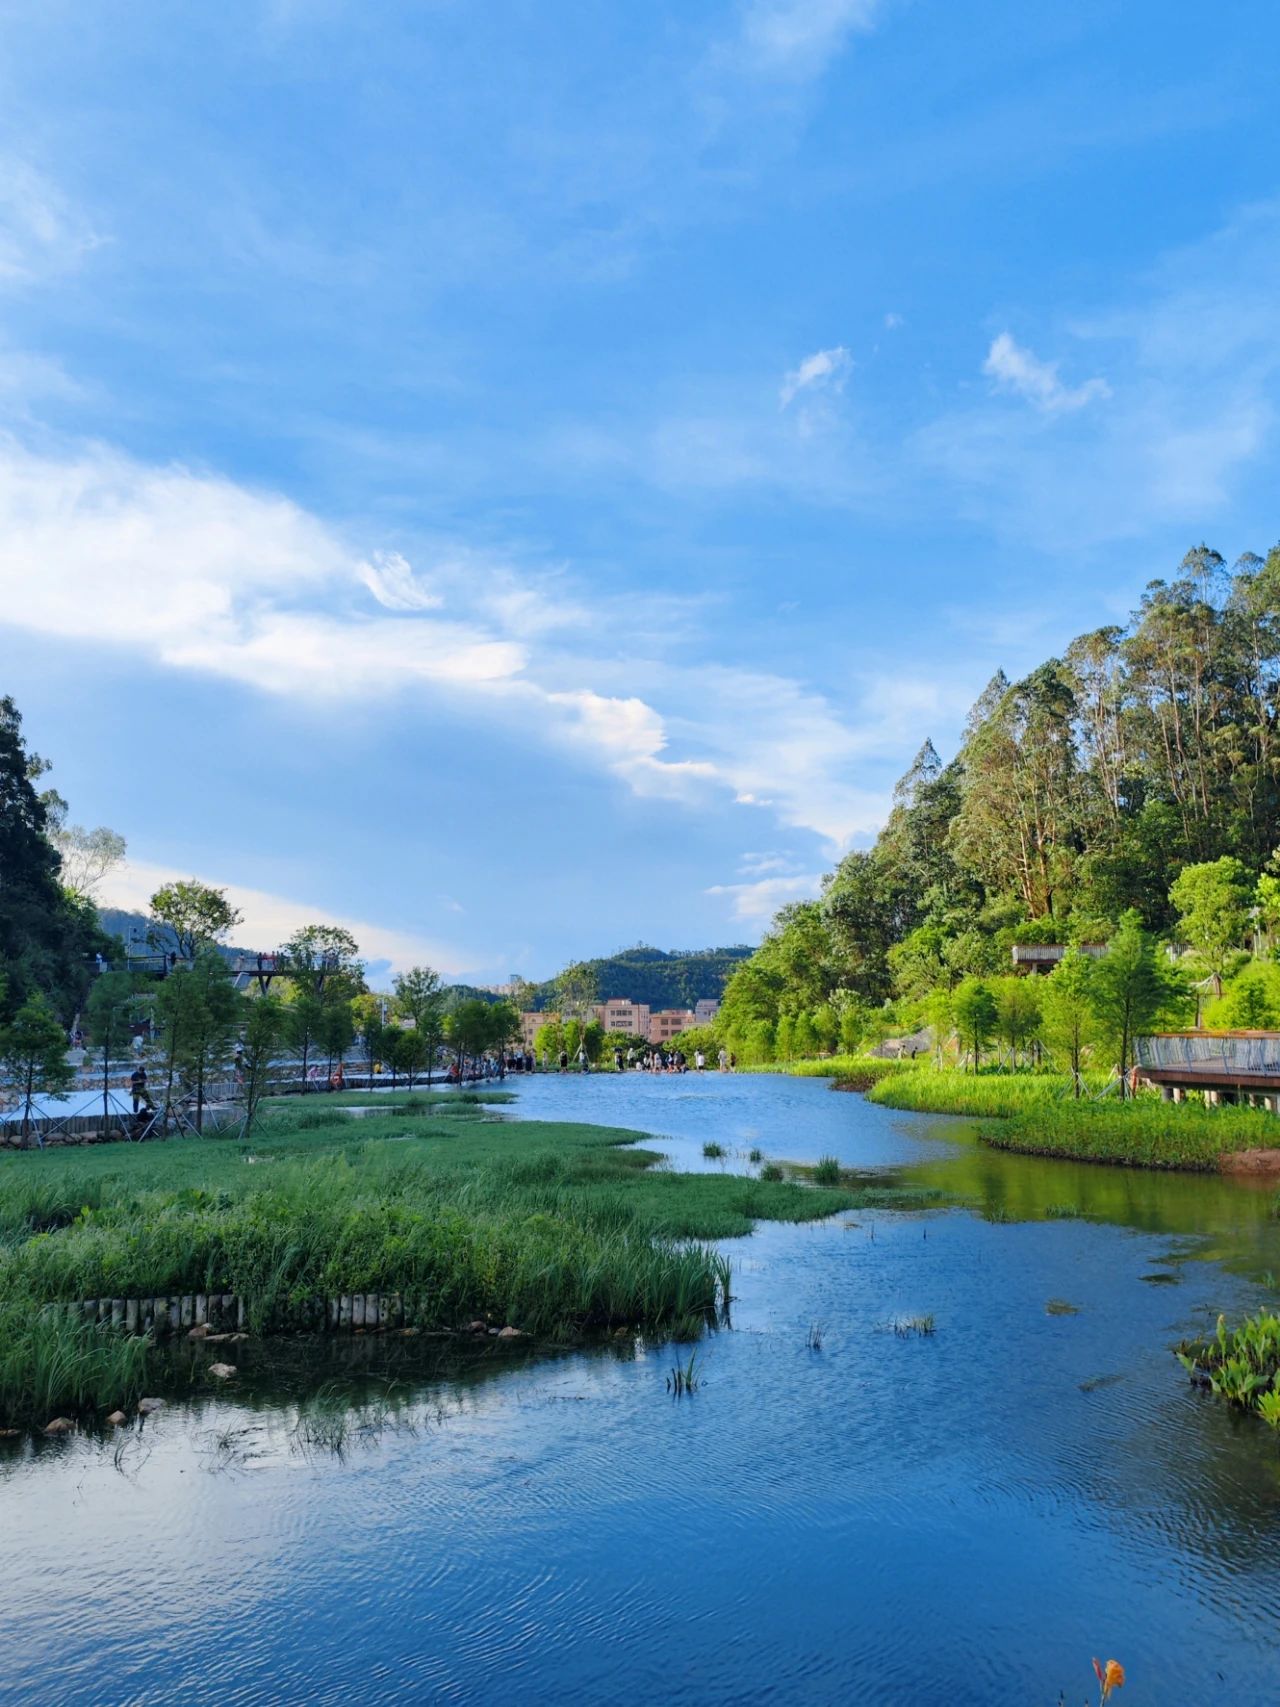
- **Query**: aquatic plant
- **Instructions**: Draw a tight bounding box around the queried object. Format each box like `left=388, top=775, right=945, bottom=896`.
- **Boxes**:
left=806, top=1321, right=824, bottom=1350
left=0, top=1105, right=861, bottom=1425
left=759, top=1163, right=784, bottom=1182
left=748, top=1148, right=762, bottom=1163
left=701, top=1142, right=726, bottom=1160
left=1177, top=1310, right=1280, bottom=1425
left=812, top=1156, right=841, bottom=1186
left=892, top=1314, right=935, bottom=1337
left=666, top=1350, right=702, bottom=1395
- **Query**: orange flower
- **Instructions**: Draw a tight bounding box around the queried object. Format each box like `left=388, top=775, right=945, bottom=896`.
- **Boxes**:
left=1092, top=1658, right=1125, bottom=1701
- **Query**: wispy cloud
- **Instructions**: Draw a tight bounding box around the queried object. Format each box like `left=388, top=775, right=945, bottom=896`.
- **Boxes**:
left=103, top=859, right=469, bottom=979
left=705, top=872, right=824, bottom=922
left=0, top=158, right=102, bottom=283
left=0, top=430, right=914, bottom=848
left=982, top=332, right=1109, bottom=413
left=736, top=0, right=883, bottom=81
left=780, top=344, right=851, bottom=407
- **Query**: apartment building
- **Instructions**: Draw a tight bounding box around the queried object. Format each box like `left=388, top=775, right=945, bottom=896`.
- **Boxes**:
left=598, top=1000, right=651, bottom=1036
left=647, top=1008, right=697, bottom=1044
left=518, top=999, right=711, bottom=1052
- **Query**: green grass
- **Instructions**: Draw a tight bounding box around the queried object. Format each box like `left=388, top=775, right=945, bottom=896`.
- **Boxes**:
left=0, top=1101, right=864, bottom=1426
left=867, top=1066, right=1111, bottom=1119
left=980, top=1100, right=1280, bottom=1171
left=768, top=1055, right=913, bottom=1087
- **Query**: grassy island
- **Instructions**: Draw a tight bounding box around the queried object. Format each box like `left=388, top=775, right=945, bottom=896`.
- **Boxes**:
left=779, top=1056, right=1280, bottom=1171
left=0, top=1095, right=861, bottom=1428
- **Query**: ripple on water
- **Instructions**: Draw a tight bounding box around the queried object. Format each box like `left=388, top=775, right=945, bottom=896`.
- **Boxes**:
left=6, top=1076, right=1280, bottom=1705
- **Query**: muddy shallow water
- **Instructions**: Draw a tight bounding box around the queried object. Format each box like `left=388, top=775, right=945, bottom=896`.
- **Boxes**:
left=3, top=1073, right=1279, bottom=1705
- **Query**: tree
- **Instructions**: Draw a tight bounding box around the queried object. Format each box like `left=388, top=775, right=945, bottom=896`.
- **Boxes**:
left=149, top=879, right=243, bottom=961
left=1090, top=911, right=1182, bottom=1095
left=1225, top=971, right=1278, bottom=1030
left=446, top=998, right=496, bottom=1071
left=793, top=1012, right=818, bottom=1058
left=812, top=1002, right=840, bottom=1054
left=285, top=991, right=326, bottom=1090
left=1039, top=950, right=1097, bottom=1094
left=1169, top=857, right=1254, bottom=999
left=555, top=962, right=599, bottom=1023
left=0, top=696, right=109, bottom=1020
left=381, top=1025, right=416, bottom=1089
left=393, top=965, right=447, bottom=1084
left=154, top=953, right=239, bottom=1130
left=279, top=924, right=363, bottom=996
left=995, top=978, right=1042, bottom=1069
left=951, top=978, right=998, bottom=1072
left=239, top=996, right=285, bottom=1138
left=0, top=992, right=73, bottom=1148
left=85, top=970, right=144, bottom=1131
left=316, top=997, right=355, bottom=1080
left=837, top=1000, right=865, bottom=1056
left=534, top=1019, right=563, bottom=1063
left=51, top=821, right=127, bottom=901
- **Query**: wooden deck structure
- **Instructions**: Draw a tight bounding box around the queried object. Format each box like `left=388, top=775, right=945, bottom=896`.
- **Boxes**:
left=1135, top=1031, right=1280, bottom=1109
left=1010, top=943, right=1107, bottom=974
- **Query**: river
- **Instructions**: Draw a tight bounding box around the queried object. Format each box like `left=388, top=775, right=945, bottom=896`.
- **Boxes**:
left=3, top=1072, right=1279, bottom=1705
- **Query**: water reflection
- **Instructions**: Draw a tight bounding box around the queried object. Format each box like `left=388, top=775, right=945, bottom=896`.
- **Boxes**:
left=3, top=1073, right=1280, bottom=1705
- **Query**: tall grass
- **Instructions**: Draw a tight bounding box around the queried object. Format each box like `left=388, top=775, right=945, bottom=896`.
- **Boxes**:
left=0, top=1106, right=853, bottom=1424
left=981, top=1101, right=1280, bottom=1170
left=772, top=1055, right=912, bottom=1086
left=867, top=1067, right=1111, bottom=1119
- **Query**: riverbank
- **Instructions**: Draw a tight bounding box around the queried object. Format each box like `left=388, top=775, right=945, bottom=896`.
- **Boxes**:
left=0, top=1095, right=870, bottom=1428
left=773, top=1057, right=1280, bottom=1170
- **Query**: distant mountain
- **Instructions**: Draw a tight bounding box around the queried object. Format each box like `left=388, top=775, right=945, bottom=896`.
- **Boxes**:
left=98, top=908, right=247, bottom=965
left=522, top=944, right=754, bottom=1011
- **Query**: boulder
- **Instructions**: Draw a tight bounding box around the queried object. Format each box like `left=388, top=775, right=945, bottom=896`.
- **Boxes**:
left=497, top=1326, right=524, bottom=1340
left=467, top=1320, right=488, bottom=1335
left=105, top=1411, right=129, bottom=1426
left=137, top=1397, right=165, bottom=1415
left=208, top=1363, right=237, bottom=1379
left=187, top=1323, right=209, bottom=1340
left=43, top=1417, right=75, bottom=1435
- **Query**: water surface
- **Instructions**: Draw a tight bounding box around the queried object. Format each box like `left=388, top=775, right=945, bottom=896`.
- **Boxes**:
left=3, top=1073, right=1279, bottom=1705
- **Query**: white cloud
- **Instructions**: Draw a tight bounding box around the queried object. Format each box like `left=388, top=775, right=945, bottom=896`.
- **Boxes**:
left=0, top=426, right=945, bottom=852
left=706, top=872, right=824, bottom=921
left=884, top=312, right=903, bottom=330
left=780, top=344, right=851, bottom=407
left=0, top=159, right=102, bottom=283
left=738, top=0, right=882, bottom=80
left=102, top=860, right=469, bottom=979
left=982, top=331, right=1110, bottom=413
left=358, top=550, right=444, bottom=611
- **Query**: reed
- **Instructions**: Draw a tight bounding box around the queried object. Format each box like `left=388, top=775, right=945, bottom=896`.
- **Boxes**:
left=981, top=1101, right=1280, bottom=1170
left=0, top=1105, right=861, bottom=1425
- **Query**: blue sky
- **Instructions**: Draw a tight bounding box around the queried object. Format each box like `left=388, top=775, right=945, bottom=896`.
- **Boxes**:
left=3, top=0, right=1280, bottom=985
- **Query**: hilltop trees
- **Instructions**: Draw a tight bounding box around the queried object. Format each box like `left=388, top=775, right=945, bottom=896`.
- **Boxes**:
left=149, top=879, right=243, bottom=961
left=714, top=542, right=1280, bottom=1064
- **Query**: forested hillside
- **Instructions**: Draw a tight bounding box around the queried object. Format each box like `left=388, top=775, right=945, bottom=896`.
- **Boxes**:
left=528, top=944, right=754, bottom=1010
left=718, top=546, right=1280, bottom=1054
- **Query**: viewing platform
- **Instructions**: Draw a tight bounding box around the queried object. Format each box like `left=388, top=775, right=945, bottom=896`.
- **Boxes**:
left=1136, top=1031, right=1280, bottom=1109
left=1010, top=943, right=1107, bottom=973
